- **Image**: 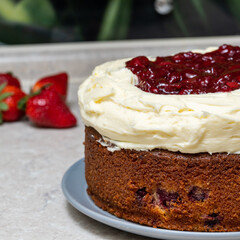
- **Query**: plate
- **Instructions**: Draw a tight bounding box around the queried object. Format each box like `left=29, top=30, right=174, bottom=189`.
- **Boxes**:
left=62, top=158, right=240, bottom=240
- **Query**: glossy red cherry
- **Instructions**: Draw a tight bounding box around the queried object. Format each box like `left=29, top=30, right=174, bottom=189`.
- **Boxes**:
left=126, top=44, right=240, bottom=95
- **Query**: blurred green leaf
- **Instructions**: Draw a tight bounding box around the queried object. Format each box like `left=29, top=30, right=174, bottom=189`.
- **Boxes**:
left=0, top=0, right=15, bottom=20
left=0, top=20, right=51, bottom=44
left=190, top=0, right=209, bottom=28
left=0, top=0, right=57, bottom=28
left=98, top=0, right=132, bottom=41
left=0, top=20, right=77, bottom=44
left=116, top=0, right=132, bottom=39
left=98, top=0, right=122, bottom=40
left=14, top=0, right=57, bottom=28
left=226, top=0, right=240, bottom=22
left=173, top=0, right=189, bottom=36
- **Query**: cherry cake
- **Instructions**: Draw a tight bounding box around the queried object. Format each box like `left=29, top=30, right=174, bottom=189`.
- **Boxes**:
left=80, top=44, right=240, bottom=232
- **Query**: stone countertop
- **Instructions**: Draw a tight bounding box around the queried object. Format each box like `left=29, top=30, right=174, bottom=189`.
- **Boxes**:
left=1, top=36, right=240, bottom=240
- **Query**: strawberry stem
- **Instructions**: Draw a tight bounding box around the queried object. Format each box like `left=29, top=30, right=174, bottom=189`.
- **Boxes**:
left=6, top=72, right=13, bottom=76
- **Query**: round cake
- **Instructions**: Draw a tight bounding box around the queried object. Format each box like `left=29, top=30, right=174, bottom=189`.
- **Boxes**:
left=78, top=44, right=240, bottom=232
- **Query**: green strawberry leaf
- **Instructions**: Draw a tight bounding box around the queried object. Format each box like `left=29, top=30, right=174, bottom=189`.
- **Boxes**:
left=18, top=83, right=52, bottom=111
left=0, top=102, right=9, bottom=111
left=17, top=95, right=28, bottom=111
left=0, top=111, right=2, bottom=124
left=0, top=82, right=7, bottom=92
left=0, top=92, right=13, bottom=101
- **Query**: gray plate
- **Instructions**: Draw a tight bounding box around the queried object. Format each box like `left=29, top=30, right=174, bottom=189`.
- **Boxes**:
left=61, top=158, right=240, bottom=240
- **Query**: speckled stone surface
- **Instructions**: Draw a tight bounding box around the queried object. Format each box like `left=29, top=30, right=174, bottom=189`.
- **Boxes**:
left=1, top=37, right=240, bottom=240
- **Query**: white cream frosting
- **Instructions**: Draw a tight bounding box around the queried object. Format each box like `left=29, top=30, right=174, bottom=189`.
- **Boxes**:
left=78, top=49, right=240, bottom=154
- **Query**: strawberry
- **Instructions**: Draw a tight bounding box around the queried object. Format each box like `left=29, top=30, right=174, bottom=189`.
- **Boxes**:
left=0, top=73, right=21, bottom=88
left=26, top=88, right=77, bottom=128
left=31, top=72, right=68, bottom=101
left=0, top=83, right=26, bottom=122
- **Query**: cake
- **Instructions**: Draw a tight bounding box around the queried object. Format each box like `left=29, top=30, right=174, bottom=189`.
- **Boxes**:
left=78, top=44, right=240, bottom=232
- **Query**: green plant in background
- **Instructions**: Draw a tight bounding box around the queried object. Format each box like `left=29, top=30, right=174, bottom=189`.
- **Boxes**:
left=0, top=0, right=59, bottom=43
left=98, top=0, right=133, bottom=41
left=0, top=0, right=56, bottom=28
left=172, top=0, right=190, bottom=37
left=0, top=0, right=239, bottom=44
left=173, top=0, right=209, bottom=37
left=191, top=0, right=208, bottom=28
left=226, top=0, right=240, bottom=23
left=173, top=0, right=240, bottom=37
left=0, top=0, right=133, bottom=43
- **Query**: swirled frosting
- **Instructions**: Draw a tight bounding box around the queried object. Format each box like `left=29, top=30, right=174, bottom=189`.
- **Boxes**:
left=78, top=49, right=240, bottom=154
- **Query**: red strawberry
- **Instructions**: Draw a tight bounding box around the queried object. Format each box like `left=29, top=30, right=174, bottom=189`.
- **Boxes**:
left=26, top=88, right=77, bottom=128
left=0, top=73, right=21, bottom=88
left=31, top=72, right=68, bottom=101
left=0, top=83, right=26, bottom=122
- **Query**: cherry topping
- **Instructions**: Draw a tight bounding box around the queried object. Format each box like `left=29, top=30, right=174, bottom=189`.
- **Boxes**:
left=204, top=213, right=223, bottom=228
left=155, top=188, right=179, bottom=208
left=136, top=187, right=147, bottom=201
left=188, top=186, right=209, bottom=202
left=126, top=44, right=240, bottom=95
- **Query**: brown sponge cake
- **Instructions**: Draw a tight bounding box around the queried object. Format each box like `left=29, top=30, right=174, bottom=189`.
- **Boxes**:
left=85, top=126, right=240, bottom=232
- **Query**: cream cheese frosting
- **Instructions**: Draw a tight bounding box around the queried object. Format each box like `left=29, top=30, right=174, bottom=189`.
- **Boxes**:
left=78, top=49, right=240, bottom=154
